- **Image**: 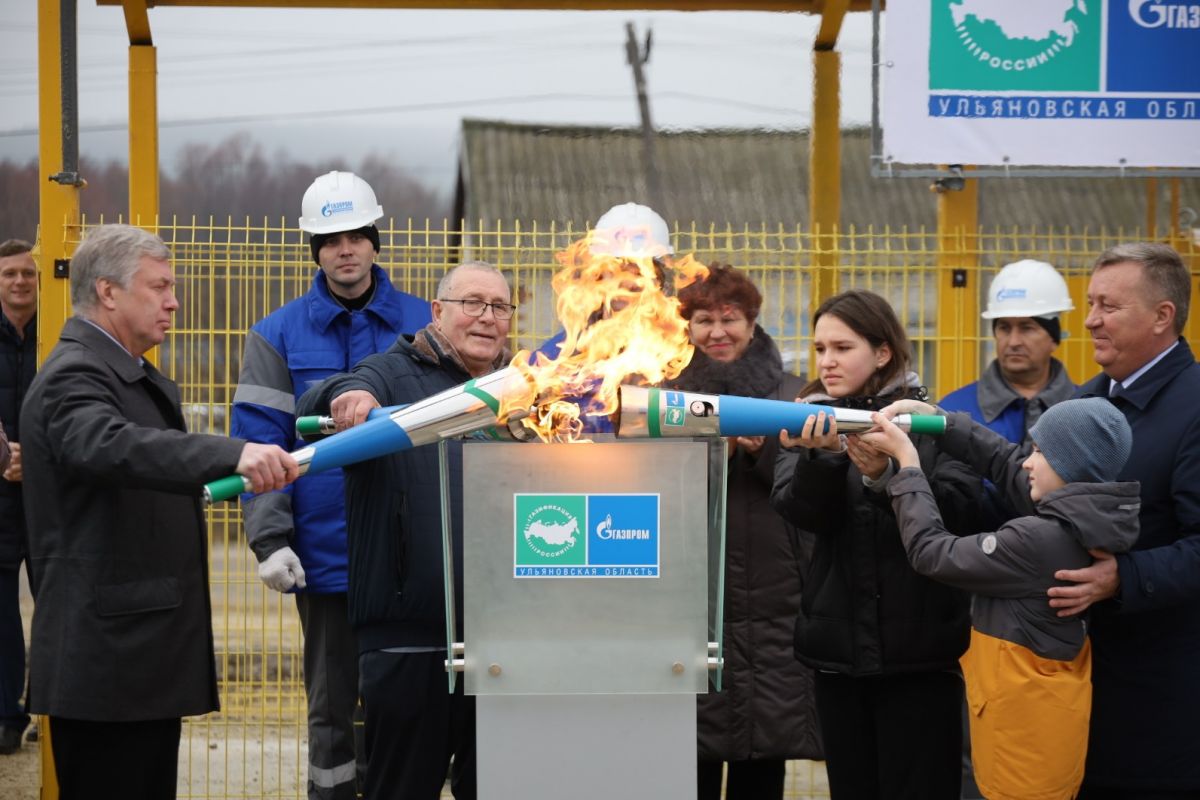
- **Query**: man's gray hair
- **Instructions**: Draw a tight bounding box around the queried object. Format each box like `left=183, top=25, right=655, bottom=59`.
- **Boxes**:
left=71, top=225, right=171, bottom=316
left=436, top=260, right=508, bottom=299
left=1093, top=242, right=1190, bottom=334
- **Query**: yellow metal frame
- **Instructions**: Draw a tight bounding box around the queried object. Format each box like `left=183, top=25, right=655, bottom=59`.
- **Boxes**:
left=42, top=0, right=872, bottom=352
left=99, top=0, right=874, bottom=9
left=809, top=0, right=849, bottom=307
left=934, top=172, right=980, bottom=395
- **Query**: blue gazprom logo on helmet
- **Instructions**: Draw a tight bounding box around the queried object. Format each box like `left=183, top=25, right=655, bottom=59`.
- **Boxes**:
left=321, top=200, right=354, bottom=218
left=996, top=287, right=1028, bottom=301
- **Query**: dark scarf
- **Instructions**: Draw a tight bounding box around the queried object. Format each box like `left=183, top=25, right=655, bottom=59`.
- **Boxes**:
left=801, top=369, right=929, bottom=410
left=412, top=321, right=512, bottom=376
left=669, top=325, right=785, bottom=398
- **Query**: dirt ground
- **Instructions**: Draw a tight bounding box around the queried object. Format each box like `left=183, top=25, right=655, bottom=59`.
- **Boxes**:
left=0, top=541, right=828, bottom=799
left=0, top=543, right=311, bottom=800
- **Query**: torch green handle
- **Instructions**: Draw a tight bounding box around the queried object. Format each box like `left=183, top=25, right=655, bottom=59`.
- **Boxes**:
left=295, top=415, right=329, bottom=436
left=204, top=474, right=251, bottom=505
left=907, top=414, right=947, bottom=436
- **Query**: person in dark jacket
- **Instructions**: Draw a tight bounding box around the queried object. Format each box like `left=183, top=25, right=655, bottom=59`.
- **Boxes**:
left=669, top=264, right=821, bottom=800
left=231, top=172, right=430, bottom=800
left=296, top=260, right=515, bottom=800
left=864, top=398, right=1140, bottom=800
left=1044, top=242, right=1200, bottom=798
left=22, top=224, right=299, bottom=800
left=770, top=290, right=981, bottom=800
left=0, top=238, right=36, bottom=755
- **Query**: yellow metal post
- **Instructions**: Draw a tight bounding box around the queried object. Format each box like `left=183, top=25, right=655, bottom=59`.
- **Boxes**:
left=809, top=0, right=848, bottom=310
left=1146, top=176, right=1159, bottom=239
left=934, top=174, right=979, bottom=400
left=37, top=2, right=82, bottom=792
left=810, top=46, right=842, bottom=307
left=1058, top=270, right=1094, bottom=385
left=129, top=44, right=159, bottom=229
left=37, top=0, right=82, bottom=368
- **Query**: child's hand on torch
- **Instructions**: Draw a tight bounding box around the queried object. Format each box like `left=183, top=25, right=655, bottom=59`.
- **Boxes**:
left=846, top=435, right=890, bottom=480
left=858, top=412, right=921, bottom=470
left=878, top=398, right=937, bottom=419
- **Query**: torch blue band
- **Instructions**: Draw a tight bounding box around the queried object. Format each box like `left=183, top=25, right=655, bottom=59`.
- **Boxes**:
left=307, top=414, right=414, bottom=473
left=717, top=395, right=836, bottom=437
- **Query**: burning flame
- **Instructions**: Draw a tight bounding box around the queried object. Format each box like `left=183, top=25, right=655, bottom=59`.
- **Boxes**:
left=500, top=234, right=709, bottom=441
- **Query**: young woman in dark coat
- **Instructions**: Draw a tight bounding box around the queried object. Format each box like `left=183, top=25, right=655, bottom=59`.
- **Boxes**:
left=769, top=290, right=981, bottom=800
left=669, top=264, right=822, bottom=800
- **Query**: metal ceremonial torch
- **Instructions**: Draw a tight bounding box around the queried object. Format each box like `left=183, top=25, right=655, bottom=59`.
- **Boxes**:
left=204, top=366, right=536, bottom=504
left=613, top=386, right=946, bottom=439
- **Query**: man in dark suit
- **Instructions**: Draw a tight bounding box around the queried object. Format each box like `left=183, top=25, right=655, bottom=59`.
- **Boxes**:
left=1048, top=242, right=1200, bottom=799
left=21, top=224, right=299, bottom=799
left=0, top=238, right=36, bottom=755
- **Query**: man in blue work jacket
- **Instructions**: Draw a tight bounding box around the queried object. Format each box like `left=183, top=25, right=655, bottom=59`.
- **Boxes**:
left=231, top=171, right=431, bottom=800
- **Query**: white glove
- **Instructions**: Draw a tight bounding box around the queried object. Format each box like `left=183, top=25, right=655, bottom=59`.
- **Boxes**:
left=258, top=546, right=307, bottom=593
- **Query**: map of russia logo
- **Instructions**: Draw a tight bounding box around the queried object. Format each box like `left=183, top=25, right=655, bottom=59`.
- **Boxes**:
left=514, top=493, right=660, bottom=578
left=929, top=0, right=1101, bottom=91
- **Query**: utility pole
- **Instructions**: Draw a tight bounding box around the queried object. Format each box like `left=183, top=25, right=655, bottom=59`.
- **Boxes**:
left=624, top=21, right=665, bottom=214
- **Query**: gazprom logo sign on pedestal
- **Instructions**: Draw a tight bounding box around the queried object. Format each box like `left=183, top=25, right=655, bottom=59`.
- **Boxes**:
left=514, top=493, right=660, bottom=578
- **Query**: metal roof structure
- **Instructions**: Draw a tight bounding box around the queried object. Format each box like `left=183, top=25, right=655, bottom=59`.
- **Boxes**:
left=456, top=118, right=1198, bottom=232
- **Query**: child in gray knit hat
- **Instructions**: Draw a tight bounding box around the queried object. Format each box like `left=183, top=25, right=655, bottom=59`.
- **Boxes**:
left=859, top=398, right=1141, bottom=800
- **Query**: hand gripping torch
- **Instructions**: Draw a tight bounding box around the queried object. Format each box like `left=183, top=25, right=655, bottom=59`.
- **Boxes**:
left=613, top=386, right=945, bottom=439
left=204, top=366, right=536, bottom=504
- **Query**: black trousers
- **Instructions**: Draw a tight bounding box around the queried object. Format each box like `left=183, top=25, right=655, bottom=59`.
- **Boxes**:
left=359, top=649, right=475, bottom=800
left=814, top=669, right=962, bottom=800
left=50, top=716, right=181, bottom=800
left=698, top=757, right=786, bottom=800
left=296, top=592, right=361, bottom=800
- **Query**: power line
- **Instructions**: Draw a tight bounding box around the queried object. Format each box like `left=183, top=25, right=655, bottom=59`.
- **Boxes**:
left=0, top=90, right=805, bottom=139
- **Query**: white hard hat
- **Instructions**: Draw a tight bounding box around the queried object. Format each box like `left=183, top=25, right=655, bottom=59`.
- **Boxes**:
left=299, top=171, right=384, bottom=235
left=982, top=259, right=1074, bottom=319
left=590, top=202, right=674, bottom=258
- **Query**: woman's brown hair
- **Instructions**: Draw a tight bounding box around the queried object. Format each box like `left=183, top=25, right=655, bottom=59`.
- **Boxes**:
left=677, top=263, right=763, bottom=323
left=800, top=289, right=912, bottom=399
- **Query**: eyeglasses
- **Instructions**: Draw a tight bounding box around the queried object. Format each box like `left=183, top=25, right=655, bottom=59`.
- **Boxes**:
left=439, top=298, right=517, bottom=320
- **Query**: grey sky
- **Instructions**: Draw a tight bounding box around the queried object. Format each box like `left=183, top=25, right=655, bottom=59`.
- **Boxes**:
left=0, top=2, right=877, bottom=196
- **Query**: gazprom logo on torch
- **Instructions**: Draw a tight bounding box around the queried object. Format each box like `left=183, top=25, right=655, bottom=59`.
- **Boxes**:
left=514, top=493, right=660, bottom=578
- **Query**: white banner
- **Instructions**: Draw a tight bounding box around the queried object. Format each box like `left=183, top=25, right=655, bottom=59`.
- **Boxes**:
left=882, top=1, right=1200, bottom=168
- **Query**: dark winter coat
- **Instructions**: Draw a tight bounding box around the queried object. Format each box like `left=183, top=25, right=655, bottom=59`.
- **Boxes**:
left=1076, top=338, right=1200, bottom=792
left=668, top=327, right=823, bottom=762
left=770, top=384, right=980, bottom=676
left=0, top=311, right=35, bottom=565
left=22, top=317, right=245, bottom=720
left=295, top=331, right=485, bottom=653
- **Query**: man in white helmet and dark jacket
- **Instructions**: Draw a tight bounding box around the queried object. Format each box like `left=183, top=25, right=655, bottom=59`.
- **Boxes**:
left=940, top=259, right=1077, bottom=445
left=231, top=171, right=430, bottom=800
left=534, top=202, right=672, bottom=434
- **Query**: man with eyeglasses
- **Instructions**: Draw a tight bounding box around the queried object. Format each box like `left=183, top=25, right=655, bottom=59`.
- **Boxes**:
left=297, top=260, right=515, bottom=800
left=231, top=172, right=430, bottom=800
